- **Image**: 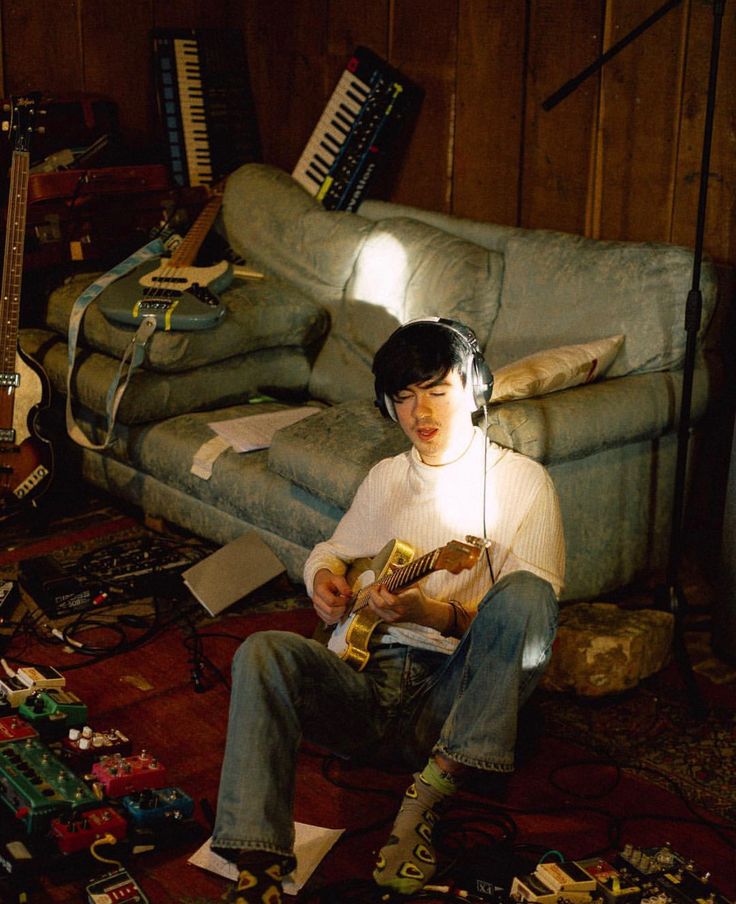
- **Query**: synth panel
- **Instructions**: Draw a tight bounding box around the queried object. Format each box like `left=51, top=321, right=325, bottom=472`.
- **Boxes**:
left=292, top=46, right=420, bottom=211
left=153, top=28, right=261, bottom=187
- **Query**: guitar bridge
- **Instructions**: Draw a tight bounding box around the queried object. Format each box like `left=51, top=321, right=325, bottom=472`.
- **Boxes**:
left=0, top=373, right=20, bottom=387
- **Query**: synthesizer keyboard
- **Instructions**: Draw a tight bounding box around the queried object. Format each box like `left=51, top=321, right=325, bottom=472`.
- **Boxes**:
left=292, top=46, right=420, bottom=211
left=153, top=28, right=261, bottom=187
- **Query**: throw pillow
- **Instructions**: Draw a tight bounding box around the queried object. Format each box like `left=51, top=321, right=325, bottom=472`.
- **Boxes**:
left=491, top=334, right=625, bottom=403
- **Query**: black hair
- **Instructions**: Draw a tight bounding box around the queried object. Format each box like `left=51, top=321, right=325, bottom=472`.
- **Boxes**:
left=372, top=320, right=471, bottom=402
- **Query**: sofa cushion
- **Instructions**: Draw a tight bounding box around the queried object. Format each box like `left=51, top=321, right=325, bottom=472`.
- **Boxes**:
left=308, top=216, right=504, bottom=404
left=42, top=269, right=328, bottom=373
left=491, top=334, right=625, bottom=403
left=268, top=400, right=411, bottom=510
left=20, top=328, right=314, bottom=425
left=222, top=163, right=374, bottom=308
left=485, top=367, right=710, bottom=465
left=487, top=230, right=717, bottom=376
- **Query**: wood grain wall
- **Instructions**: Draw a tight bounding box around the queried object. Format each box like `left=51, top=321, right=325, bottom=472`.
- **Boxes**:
left=1, top=0, right=734, bottom=267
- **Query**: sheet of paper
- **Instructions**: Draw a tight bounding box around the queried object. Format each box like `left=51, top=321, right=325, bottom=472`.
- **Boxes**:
left=188, top=823, right=344, bottom=895
left=208, top=407, right=319, bottom=453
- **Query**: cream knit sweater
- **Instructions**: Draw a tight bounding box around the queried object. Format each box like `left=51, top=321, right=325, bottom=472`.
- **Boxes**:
left=304, top=427, right=565, bottom=653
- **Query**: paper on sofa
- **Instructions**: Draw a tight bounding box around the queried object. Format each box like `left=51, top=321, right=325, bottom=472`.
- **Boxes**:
left=208, top=406, right=320, bottom=452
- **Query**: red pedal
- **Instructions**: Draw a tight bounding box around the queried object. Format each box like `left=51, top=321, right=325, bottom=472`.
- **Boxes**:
left=91, top=751, right=167, bottom=798
left=0, top=714, right=38, bottom=743
left=61, top=726, right=132, bottom=771
left=51, top=805, right=127, bottom=854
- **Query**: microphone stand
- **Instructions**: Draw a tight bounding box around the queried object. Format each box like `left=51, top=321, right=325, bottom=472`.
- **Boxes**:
left=543, top=0, right=726, bottom=717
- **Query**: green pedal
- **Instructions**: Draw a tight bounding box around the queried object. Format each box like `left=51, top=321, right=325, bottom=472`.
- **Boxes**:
left=18, top=689, right=88, bottom=730
left=0, top=738, right=98, bottom=833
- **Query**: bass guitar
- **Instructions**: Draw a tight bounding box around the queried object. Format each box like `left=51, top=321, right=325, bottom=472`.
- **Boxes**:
left=96, top=187, right=230, bottom=331
left=0, top=94, right=54, bottom=520
left=327, top=536, right=488, bottom=671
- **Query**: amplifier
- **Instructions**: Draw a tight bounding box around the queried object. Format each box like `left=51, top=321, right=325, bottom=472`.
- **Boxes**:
left=18, top=555, right=93, bottom=617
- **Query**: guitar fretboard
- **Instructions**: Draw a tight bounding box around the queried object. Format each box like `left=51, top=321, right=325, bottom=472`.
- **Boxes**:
left=1, top=148, right=30, bottom=377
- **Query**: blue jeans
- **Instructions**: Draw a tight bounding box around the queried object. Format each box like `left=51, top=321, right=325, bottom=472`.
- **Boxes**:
left=211, top=570, right=558, bottom=860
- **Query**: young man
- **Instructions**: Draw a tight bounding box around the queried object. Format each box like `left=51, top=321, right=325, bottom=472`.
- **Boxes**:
left=212, top=318, right=565, bottom=903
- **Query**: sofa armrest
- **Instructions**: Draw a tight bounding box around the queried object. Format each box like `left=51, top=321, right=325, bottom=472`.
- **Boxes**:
left=485, top=367, right=710, bottom=465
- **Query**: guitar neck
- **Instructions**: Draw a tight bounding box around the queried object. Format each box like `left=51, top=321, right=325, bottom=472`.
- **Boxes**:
left=168, top=193, right=224, bottom=268
left=383, top=548, right=440, bottom=594
left=1, top=148, right=30, bottom=375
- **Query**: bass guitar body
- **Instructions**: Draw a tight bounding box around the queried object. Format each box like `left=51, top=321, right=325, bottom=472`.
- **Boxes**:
left=0, top=94, right=55, bottom=522
left=96, top=257, right=231, bottom=331
left=0, top=345, right=54, bottom=519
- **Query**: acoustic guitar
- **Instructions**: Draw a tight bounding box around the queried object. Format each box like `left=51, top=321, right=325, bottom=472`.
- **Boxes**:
left=96, top=187, right=230, bottom=331
left=327, top=536, right=488, bottom=670
left=0, top=94, right=54, bottom=520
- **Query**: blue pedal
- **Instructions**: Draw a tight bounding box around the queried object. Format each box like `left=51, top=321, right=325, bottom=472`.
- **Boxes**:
left=120, top=787, right=195, bottom=827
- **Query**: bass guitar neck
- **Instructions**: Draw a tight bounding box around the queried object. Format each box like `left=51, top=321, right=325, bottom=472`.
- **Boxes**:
left=0, top=95, right=54, bottom=520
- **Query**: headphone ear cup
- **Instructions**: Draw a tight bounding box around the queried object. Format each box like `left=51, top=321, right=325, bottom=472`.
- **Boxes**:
left=383, top=394, right=397, bottom=421
left=471, top=355, right=494, bottom=408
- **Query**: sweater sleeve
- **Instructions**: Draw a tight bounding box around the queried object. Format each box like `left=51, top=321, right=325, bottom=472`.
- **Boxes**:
left=303, top=464, right=390, bottom=597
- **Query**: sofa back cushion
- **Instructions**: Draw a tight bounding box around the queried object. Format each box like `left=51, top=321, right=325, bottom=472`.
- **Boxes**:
left=222, top=164, right=373, bottom=309
left=308, top=216, right=504, bottom=404
left=487, top=229, right=718, bottom=376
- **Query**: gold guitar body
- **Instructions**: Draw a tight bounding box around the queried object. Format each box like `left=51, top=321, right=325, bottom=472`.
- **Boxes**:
left=327, top=539, right=414, bottom=671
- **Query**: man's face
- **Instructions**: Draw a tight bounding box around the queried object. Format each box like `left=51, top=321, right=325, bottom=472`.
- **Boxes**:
left=392, top=368, right=476, bottom=465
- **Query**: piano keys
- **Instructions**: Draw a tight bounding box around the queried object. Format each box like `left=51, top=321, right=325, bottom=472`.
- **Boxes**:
left=153, top=28, right=261, bottom=187
left=292, top=46, right=420, bottom=211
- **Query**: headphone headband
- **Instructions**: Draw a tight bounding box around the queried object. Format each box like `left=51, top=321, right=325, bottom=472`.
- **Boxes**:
left=375, top=317, right=493, bottom=420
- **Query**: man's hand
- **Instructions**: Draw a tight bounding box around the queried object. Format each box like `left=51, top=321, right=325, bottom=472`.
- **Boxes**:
left=311, top=569, right=353, bottom=625
left=367, top=584, right=430, bottom=625
left=367, top=583, right=457, bottom=634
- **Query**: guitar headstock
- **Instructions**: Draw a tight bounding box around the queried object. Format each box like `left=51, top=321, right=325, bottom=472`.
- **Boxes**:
left=3, top=93, right=43, bottom=153
left=435, top=538, right=489, bottom=574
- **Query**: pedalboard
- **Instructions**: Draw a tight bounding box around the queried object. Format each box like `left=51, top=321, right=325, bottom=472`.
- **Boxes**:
left=510, top=846, right=732, bottom=904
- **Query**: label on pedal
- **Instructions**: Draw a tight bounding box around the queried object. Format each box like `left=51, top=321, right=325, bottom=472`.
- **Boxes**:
left=16, top=665, right=66, bottom=689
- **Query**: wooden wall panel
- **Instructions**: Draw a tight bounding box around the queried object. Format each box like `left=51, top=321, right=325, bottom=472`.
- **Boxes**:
left=79, top=1, right=155, bottom=148
left=389, top=0, right=459, bottom=211
left=521, top=0, right=603, bottom=234
left=238, top=0, right=330, bottom=172
left=593, top=0, right=688, bottom=243
left=671, top=0, right=736, bottom=268
left=0, top=0, right=733, bottom=268
left=152, top=0, right=232, bottom=29
left=453, top=0, right=526, bottom=225
left=1, top=0, right=82, bottom=96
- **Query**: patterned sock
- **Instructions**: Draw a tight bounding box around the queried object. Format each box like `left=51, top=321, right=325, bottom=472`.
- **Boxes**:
left=373, top=759, right=460, bottom=894
left=226, top=854, right=286, bottom=904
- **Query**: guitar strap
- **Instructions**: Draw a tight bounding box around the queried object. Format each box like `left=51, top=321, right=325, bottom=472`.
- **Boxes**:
left=66, top=238, right=166, bottom=450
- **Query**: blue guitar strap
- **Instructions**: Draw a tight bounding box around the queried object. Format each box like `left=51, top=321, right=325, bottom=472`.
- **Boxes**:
left=66, top=238, right=166, bottom=450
